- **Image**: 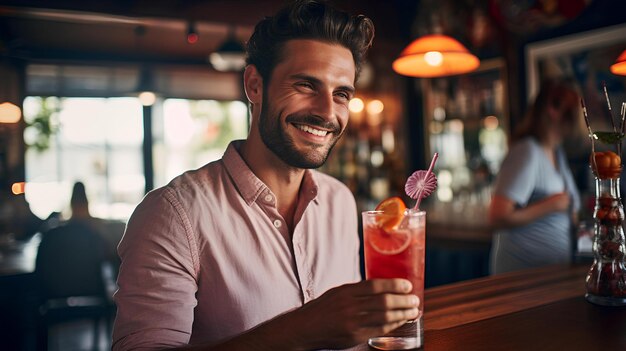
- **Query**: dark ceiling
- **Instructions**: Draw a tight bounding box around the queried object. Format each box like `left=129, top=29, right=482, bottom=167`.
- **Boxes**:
left=0, top=0, right=414, bottom=67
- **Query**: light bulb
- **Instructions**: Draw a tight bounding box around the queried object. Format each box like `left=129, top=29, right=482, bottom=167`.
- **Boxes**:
left=424, top=51, right=443, bottom=66
left=138, top=92, right=156, bottom=106
left=348, top=97, right=364, bottom=113
left=366, top=99, right=384, bottom=115
left=0, top=102, right=21, bottom=123
left=12, top=182, right=25, bottom=195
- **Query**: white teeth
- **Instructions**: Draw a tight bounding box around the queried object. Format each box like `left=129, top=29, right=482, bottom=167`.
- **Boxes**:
left=296, top=124, right=328, bottom=137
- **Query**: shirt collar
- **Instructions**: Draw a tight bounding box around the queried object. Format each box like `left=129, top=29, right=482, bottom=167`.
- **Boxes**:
left=301, top=169, right=320, bottom=205
left=222, top=140, right=320, bottom=206
left=222, top=140, right=319, bottom=205
left=222, top=140, right=267, bottom=206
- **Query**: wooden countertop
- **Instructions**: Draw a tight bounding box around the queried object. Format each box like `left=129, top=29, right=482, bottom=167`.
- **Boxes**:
left=356, top=264, right=626, bottom=350
left=424, top=264, right=589, bottom=330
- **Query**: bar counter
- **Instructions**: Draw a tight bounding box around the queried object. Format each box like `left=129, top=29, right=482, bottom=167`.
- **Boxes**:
left=356, top=264, right=626, bottom=350
left=2, top=236, right=625, bottom=350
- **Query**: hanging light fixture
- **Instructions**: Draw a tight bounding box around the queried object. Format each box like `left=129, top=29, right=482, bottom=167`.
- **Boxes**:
left=209, top=26, right=246, bottom=72
left=0, top=61, right=22, bottom=123
left=136, top=66, right=156, bottom=106
left=186, top=21, right=199, bottom=45
left=392, top=34, right=480, bottom=78
left=130, top=27, right=157, bottom=106
left=610, top=49, right=626, bottom=76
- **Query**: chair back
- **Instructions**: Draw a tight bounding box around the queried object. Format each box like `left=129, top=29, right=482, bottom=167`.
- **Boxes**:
left=35, top=220, right=106, bottom=299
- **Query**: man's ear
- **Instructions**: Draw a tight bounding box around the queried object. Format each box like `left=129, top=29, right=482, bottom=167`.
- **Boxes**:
left=244, top=65, right=263, bottom=105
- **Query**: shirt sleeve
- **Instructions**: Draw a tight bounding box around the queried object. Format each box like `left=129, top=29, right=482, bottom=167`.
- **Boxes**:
left=112, top=187, right=199, bottom=351
left=493, top=139, right=538, bottom=207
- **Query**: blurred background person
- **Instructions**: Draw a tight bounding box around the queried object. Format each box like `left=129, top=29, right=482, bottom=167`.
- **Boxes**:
left=69, top=181, right=94, bottom=221
left=35, top=181, right=114, bottom=349
left=68, top=181, right=122, bottom=276
left=488, top=78, right=583, bottom=274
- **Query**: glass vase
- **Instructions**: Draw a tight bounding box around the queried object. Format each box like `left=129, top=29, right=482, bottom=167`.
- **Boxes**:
left=585, top=176, right=626, bottom=306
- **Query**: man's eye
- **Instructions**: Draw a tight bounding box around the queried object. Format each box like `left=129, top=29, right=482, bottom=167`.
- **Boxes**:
left=335, top=92, right=350, bottom=100
left=297, top=82, right=314, bottom=90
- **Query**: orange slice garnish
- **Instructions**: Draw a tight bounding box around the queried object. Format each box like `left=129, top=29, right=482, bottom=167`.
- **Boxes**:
left=367, top=197, right=410, bottom=255
left=368, top=227, right=411, bottom=255
left=374, top=196, right=407, bottom=231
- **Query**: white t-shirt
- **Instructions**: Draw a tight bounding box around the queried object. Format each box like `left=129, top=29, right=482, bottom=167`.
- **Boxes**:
left=490, top=137, right=581, bottom=274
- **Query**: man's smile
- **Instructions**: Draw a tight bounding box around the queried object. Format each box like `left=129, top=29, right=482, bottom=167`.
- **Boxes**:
left=293, top=123, right=330, bottom=137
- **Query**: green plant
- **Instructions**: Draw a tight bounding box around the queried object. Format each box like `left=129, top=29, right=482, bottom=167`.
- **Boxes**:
left=25, top=97, right=59, bottom=152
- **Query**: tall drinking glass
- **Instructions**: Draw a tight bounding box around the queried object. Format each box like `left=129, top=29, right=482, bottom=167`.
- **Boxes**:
left=363, top=209, right=426, bottom=350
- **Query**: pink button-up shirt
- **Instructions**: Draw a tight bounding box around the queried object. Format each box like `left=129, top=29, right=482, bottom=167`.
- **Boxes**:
left=112, top=140, right=360, bottom=350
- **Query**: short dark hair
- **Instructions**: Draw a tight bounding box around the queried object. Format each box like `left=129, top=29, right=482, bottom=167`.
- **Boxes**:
left=246, top=0, right=374, bottom=84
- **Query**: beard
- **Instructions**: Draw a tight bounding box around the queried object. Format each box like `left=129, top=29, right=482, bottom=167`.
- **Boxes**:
left=258, top=94, right=344, bottom=169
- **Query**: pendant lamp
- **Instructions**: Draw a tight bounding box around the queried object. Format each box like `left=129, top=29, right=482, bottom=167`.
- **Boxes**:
left=610, top=49, right=626, bottom=76
left=392, top=34, right=480, bottom=78
left=209, top=27, right=246, bottom=72
left=131, top=26, right=157, bottom=106
left=0, top=61, right=22, bottom=123
left=136, top=66, right=156, bottom=107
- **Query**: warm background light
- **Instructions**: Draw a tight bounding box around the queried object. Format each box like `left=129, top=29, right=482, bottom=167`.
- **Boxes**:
left=483, top=115, right=499, bottom=130
left=186, top=22, right=199, bottom=45
left=0, top=102, right=22, bottom=123
left=348, top=97, right=364, bottom=113
left=424, top=51, right=443, bottom=66
left=393, top=34, right=480, bottom=78
left=610, top=49, right=626, bottom=76
left=366, top=99, right=384, bottom=115
left=138, top=91, right=156, bottom=106
left=186, top=32, right=199, bottom=45
left=12, top=182, right=26, bottom=195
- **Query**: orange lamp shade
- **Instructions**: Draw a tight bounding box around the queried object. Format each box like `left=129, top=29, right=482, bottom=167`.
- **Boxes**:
left=392, top=34, right=480, bottom=78
left=610, top=49, right=626, bottom=76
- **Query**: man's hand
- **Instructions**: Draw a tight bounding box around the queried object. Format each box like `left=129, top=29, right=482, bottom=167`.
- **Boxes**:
left=287, top=279, right=419, bottom=350
left=177, top=279, right=418, bottom=351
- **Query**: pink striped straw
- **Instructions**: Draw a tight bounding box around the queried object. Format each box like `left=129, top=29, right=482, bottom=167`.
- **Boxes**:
left=414, top=153, right=439, bottom=211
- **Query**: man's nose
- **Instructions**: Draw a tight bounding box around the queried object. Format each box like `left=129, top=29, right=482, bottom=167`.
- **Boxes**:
left=310, top=92, right=335, bottom=122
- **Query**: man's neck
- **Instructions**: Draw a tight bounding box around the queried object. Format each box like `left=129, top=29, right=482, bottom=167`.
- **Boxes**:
left=239, top=139, right=304, bottom=231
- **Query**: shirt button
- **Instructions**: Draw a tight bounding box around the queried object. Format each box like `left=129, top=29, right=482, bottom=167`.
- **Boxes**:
left=273, top=219, right=282, bottom=228
left=264, top=194, right=273, bottom=203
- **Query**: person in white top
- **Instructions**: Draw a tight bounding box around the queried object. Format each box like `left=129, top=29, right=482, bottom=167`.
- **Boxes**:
left=489, top=78, right=582, bottom=274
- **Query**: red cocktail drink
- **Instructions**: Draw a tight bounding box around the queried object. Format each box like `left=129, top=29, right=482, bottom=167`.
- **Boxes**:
left=363, top=209, right=426, bottom=350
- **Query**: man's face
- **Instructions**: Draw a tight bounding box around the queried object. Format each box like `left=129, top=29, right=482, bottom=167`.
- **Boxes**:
left=258, top=39, right=356, bottom=169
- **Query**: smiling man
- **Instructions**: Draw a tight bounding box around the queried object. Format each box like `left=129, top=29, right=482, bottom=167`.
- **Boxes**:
left=251, top=39, right=353, bottom=170
left=112, top=1, right=419, bottom=350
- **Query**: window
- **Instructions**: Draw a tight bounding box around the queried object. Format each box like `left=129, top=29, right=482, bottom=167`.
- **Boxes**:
left=24, top=97, right=144, bottom=220
left=23, top=63, right=247, bottom=222
left=153, top=99, right=249, bottom=187
left=23, top=96, right=249, bottom=222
